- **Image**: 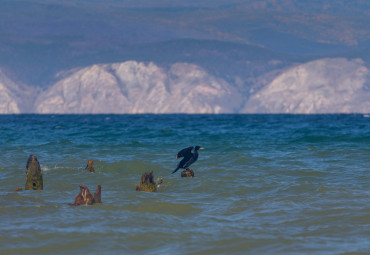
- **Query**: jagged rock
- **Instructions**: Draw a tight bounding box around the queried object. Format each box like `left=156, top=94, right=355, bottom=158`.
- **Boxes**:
left=25, top=155, right=43, bottom=190
left=181, top=169, right=195, bottom=177
left=73, top=184, right=102, bottom=205
left=136, top=171, right=157, bottom=192
left=73, top=185, right=102, bottom=205
left=85, top=160, right=95, bottom=173
left=73, top=185, right=94, bottom=205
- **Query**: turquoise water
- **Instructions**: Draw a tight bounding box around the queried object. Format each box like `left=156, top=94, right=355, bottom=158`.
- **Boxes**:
left=0, top=114, right=369, bottom=254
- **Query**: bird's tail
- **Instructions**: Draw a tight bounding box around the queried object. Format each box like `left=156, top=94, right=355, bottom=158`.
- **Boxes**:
left=172, top=167, right=180, bottom=174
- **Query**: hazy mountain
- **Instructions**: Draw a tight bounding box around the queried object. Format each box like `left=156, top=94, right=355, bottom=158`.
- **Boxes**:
left=0, top=70, right=38, bottom=113
left=243, top=58, right=370, bottom=113
left=32, top=58, right=369, bottom=114
left=34, top=61, right=243, bottom=113
left=1, top=1, right=370, bottom=114
left=1, top=57, right=370, bottom=114
left=0, top=71, right=21, bottom=113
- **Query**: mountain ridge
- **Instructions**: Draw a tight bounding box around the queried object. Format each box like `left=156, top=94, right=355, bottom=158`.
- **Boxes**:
left=1, top=58, right=369, bottom=114
left=34, top=61, right=243, bottom=114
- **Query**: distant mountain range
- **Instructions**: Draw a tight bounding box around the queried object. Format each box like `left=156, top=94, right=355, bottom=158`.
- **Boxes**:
left=34, top=61, right=242, bottom=113
left=1, top=57, right=369, bottom=113
left=0, top=0, right=369, bottom=113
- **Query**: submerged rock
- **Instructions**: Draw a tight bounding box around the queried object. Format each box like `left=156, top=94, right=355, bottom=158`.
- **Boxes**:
left=136, top=171, right=157, bottom=192
left=25, top=155, right=43, bottom=190
left=73, top=184, right=102, bottom=205
left=85, top=159, right=95, bottom=173
left=181, top=169, right=195, bottom=177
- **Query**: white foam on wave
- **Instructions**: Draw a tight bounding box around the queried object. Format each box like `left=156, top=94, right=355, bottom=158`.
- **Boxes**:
left=40, top=164, right=71, bottom=172
left=41, top=164, right=51, bottom=172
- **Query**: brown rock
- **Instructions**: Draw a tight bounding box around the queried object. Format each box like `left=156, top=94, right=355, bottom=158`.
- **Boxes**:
left=93, top=185, right=102, bottom=203
left=73, top=184, right=102, bottom=205
left=181, top=169, right=194, bottom=177
left=73, top=184, right=94, bottom=205
left=136, top=171, right=157, bottom=192
left=85, top=159, right=95, bottom=173
left=25, top=155, right=43, bottom=190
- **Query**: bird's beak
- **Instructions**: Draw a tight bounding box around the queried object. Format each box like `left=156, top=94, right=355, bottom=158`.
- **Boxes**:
left=199, top=147, right=205, bottom=150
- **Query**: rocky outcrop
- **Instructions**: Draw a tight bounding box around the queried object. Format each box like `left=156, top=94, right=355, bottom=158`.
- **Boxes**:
left=25, top=155, right=43, bottom=190
left=243, top=58, right=370, bottom=113
left=136, top=171, right=158, bottom=192
left=34, top=61, right=243, bottom=113
left=73, top=184, right=102, bottom=205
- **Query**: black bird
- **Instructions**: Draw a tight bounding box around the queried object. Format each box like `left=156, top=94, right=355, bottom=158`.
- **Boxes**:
left=172, top=146, right=204, bottom=174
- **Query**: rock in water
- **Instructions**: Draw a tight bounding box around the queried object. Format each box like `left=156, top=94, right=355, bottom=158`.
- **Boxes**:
left=136, top=171, right=157, bottom=192
left=85, top=159, right=95, bottom=173
left=73, top=185, right=94, bottom=206
left=93, top=185, right=102, bottom=203
left=181, top=169, right=195, bottom=177
left=25, top=155, right=43, bottom=190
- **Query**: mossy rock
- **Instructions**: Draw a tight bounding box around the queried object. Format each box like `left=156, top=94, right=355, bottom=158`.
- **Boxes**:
left=25, top=155, right=43, bottom=190
left=136, top=183, right=157, bottom=192
left=181, top=169, right=194, bottom=177
left=25, top=173, right=43, bottom=190
left=136, top=171, right=157, bottom=192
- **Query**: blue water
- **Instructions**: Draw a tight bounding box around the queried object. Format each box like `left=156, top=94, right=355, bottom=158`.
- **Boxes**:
left=0, top=114, right=369, bottom=254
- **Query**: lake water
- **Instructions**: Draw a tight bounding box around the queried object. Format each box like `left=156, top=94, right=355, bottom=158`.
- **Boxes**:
left=0, top=114, right=369, bottom=254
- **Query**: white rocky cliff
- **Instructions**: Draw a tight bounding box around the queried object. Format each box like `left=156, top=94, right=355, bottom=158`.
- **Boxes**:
left=243, top=58, right=370, bottom=113
left=34, top=61, right=243, bottom=113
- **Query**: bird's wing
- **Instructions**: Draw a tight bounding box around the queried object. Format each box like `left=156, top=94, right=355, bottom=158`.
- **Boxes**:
left=182, top=156, right=196, bottom=169
left=176, top=146, right=193, bottom=159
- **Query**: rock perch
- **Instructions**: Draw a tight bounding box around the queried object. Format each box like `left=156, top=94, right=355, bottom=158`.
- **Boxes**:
left=181, top=169, right=195, bottom=177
